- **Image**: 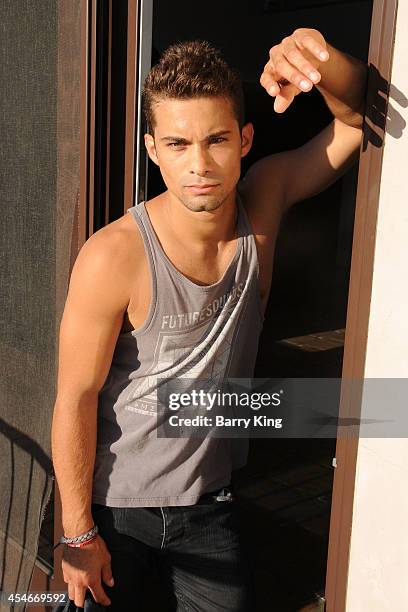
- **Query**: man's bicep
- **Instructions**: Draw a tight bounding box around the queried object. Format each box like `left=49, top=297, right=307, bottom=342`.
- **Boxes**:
left=57, top=232, right=130, bottom=399
left=280, top=118, right=362, bottom=212
left=238, top=156, right=286, bottom=234
left=242, top=118, right=362, bottom=224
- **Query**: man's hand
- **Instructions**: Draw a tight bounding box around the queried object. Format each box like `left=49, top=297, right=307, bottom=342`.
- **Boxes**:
left=242, top=27, right=366, bottom=222
left=62, top=535, right=114, bottom=607
left=260, top=28, right=330, bottom=113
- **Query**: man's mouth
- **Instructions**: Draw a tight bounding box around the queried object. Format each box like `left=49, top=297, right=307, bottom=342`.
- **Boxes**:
left=185, top=184, right=220, bottom=194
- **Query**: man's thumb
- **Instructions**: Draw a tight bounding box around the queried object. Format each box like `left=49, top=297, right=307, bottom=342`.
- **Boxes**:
left=102, top=565, right=114, bottom=587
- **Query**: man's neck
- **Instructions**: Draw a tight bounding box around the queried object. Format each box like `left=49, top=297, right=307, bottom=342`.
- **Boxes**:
left=160, top=188, right=239, bottom=249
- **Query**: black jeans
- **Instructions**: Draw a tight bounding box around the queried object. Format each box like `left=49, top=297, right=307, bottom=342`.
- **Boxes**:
left=57, top=487, right=255, bottom=611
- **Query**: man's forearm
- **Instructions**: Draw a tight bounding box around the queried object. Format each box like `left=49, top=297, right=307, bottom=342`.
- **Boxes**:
left=316, top=43, right=368, bottom=128
left=51, top=392, right=98, bottom=537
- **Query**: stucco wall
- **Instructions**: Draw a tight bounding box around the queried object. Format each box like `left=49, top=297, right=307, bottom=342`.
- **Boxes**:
left=345, top=2, right=408, bottom=610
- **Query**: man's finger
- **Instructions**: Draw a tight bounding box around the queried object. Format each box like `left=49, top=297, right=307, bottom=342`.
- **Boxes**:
left=295, top=33, right=329, bottom=62
left=274, top=94, right=292, bottom=113
left=74, top=586, right=87, bottom=608
left=282, top=41, right=321, bottom=84
left=268, top=55, right=314, bottom=92
left=101, top=560, right=115, bottom=588
left=274, top=83, right=299, bottom=113
left=67, top=583, right=75, bottom=602
left=88, top=584, right=112, bottom=607
left=259, top=70, right=280, bottom=96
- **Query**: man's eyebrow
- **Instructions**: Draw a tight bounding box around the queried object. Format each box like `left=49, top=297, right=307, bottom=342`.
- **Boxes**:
left=160, top=130, right=232, bottom=143
left=208, top=130, right=232, bottom=137
left=160, top=136, right=189, bottom=143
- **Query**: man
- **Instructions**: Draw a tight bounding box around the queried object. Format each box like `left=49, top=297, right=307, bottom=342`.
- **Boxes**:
left=51, top=28, right=367, bottom=611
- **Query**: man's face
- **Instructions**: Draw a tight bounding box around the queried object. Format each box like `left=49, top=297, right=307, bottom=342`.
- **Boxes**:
left=144, top=96, right=254, bottom=213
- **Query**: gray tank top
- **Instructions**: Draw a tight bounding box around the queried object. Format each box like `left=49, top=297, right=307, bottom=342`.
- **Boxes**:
left=92, top=191, right=265, bottom=507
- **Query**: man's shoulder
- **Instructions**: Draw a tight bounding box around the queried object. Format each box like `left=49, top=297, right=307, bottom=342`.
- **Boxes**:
left=92, top=208, right=144, bottom=254
left=76, top=208, right=146, bottom=282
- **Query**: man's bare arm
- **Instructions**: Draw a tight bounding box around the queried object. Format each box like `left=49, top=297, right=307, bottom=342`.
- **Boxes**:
left=244, top=28, right=367, bottom=224
left=51, top=226, right=131, bottom=606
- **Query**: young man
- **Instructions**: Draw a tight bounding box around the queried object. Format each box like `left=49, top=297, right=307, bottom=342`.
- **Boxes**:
left=51, top=28, right=367, bottom=611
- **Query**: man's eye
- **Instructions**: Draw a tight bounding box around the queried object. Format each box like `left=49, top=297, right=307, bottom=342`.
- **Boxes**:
left=168, top=142, right=184, bottom=148
left=210, top=137, right=226, bottom=144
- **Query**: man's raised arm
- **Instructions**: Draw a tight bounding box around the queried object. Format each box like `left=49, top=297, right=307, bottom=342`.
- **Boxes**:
left=241, top=28, right=368, bottom=221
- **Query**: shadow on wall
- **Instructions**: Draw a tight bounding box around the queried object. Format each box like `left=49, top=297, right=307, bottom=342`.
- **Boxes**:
left=364, top=63, right=406, bottom=148
left=0, top=418, right=54, bottom=593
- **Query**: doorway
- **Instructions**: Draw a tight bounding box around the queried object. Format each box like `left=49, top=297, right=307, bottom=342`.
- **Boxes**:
left=43, top=0, right=375, bottom=608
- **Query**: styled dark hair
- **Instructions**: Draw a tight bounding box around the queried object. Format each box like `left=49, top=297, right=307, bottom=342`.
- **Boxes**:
left=142, top=39, right=245, bottom=135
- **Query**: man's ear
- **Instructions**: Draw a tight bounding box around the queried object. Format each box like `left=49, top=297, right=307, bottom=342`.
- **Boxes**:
left=144, top=133, right=159, bottom=166
left=240, top=122, right=254, bottom=158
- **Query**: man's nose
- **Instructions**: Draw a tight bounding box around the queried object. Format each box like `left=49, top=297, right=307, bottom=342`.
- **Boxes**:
left=189, top=145, right=212, bottom=176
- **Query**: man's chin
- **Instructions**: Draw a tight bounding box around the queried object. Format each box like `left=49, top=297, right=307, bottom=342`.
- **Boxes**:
left=181, top=196, right=224, bottom=213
